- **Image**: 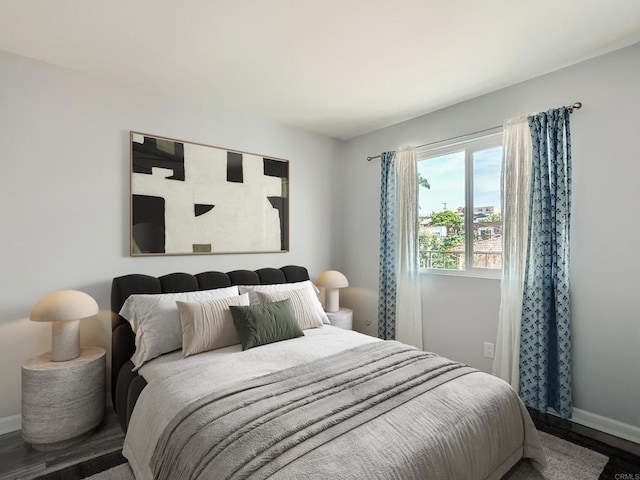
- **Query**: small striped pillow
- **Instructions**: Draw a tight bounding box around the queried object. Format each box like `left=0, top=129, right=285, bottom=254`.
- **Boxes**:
left=177, top=293, right=250, bottom=357
left=256, top=288, right=324, bottom=330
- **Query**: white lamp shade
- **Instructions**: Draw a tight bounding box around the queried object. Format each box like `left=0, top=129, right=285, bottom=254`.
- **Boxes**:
left=315, top=271, right=349, bottom=289
left=316, top=271, right=348, bottom=313
left=30, top=290, right=99, bottom=361
left=30, top=290, right=99, bottom=323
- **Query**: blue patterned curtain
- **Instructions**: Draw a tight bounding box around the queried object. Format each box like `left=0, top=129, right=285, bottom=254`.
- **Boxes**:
left=519, top=107, right=572, bottom=418
left=378, top=151, right=397, bottom=340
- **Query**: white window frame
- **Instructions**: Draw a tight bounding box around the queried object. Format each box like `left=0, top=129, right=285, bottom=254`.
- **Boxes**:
left=417, top=128, right=503, bottom=279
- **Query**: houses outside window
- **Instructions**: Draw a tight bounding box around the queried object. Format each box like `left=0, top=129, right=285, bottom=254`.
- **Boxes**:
left=417, top=130, right=503, bottom=277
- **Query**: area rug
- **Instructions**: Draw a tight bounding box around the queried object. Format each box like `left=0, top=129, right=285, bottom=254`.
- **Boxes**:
left=34, top=430, right=640, bottom=480
left=505, top=431, right=608, bottom=479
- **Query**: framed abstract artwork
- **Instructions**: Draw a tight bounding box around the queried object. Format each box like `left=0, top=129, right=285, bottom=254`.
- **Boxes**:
left=130, top=132, right=289, bottom=256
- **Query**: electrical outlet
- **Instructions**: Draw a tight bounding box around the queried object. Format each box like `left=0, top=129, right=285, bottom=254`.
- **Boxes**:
left=484, top=342, right=495, bottom=359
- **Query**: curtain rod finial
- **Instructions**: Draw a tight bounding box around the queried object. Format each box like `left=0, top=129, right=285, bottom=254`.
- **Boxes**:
left=569, top=102, right=582, bottom=112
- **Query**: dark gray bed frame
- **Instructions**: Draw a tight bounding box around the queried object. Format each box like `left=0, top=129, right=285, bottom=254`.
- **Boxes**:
left=110, top=265, right=311, bottom=432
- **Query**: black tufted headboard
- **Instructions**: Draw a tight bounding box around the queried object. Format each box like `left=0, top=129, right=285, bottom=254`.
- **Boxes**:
left=110, top=265, right=311, bottom=431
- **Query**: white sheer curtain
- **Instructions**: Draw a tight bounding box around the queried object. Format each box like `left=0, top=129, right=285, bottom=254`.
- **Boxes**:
left=492, top=117, right=532, bottom=391
left=394, top=146, right=423, bottom=349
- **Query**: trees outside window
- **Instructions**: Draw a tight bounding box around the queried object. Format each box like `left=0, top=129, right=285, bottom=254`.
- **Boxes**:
left=417, top=131, right=503, bottom=275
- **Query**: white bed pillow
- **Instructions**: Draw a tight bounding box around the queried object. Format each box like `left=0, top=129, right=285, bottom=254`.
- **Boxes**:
left=177, top=293, right=250, bottom=357
left=118, top=285, right=240, bottom=369
left=238, top=280, right=329, bottom=324
left=256, top=288, right=324, bottom=330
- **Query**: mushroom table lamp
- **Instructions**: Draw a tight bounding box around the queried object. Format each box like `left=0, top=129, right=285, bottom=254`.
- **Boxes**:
left=30, top=290, right=99, bottom=362
left=316, top=270, right=349, bottom=313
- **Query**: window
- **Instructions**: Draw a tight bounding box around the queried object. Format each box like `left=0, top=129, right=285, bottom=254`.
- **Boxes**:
left=417, top=130, right=502, bottom=276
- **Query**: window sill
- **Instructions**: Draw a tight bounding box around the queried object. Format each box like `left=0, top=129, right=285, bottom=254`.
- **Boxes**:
left=420, top=268, right=501, bottom=280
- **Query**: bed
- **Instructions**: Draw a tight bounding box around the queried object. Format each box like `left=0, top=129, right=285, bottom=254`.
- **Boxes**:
left=111, top=265, right=545, bottom=480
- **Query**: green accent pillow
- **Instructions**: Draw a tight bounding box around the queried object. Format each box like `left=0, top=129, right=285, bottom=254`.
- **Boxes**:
left=230, top=299, right=304, bottom=350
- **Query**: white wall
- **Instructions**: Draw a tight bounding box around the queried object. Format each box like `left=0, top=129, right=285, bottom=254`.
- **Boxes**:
left=339, top=43, right=640, bottom=430
left=0, top=51, right=343, bottom=419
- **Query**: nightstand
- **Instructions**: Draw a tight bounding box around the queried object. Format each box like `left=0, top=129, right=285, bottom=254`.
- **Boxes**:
left=326, top=308, right=353, bottom=330
left=22, top=346, right=106, bottom=451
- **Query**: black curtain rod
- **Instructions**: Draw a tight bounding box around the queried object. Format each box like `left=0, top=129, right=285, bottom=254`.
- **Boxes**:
left=366, top=101, right=582, bottom=161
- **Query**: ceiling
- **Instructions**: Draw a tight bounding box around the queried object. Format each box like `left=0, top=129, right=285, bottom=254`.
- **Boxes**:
left=1, top=1, right=639, bottom=140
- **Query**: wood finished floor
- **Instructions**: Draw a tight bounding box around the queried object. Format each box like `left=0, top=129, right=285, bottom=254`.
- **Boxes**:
left=528, top=408, right=640, bottom=457
left=0, top=410, right=124, bottom=480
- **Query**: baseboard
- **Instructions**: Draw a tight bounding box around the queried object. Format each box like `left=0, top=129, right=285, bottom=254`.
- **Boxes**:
left=571, top=408, right=640, bottom=444
left=0, top=414, right=21, bottom=435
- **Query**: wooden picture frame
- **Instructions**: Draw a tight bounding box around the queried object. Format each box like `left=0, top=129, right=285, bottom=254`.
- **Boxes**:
left=130, top=132, right=289, bottom=256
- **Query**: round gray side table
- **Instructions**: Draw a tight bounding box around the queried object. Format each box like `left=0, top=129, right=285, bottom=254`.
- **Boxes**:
left=326, top=308, right=353, bottom=330
left=22, top=346, right=106, bottom=451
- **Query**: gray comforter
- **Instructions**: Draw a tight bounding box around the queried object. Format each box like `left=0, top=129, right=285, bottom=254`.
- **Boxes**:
left=149, top=340, right=544, bottom=480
